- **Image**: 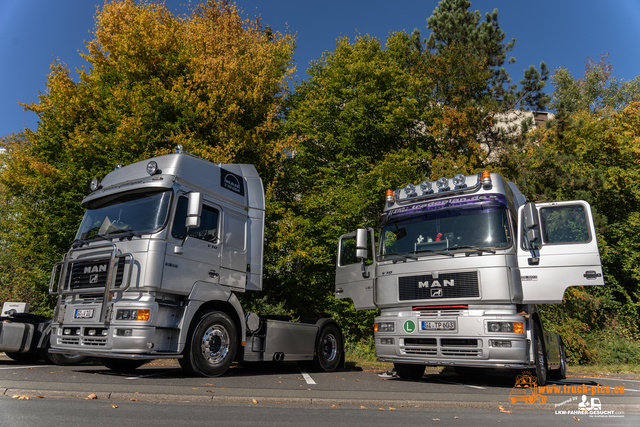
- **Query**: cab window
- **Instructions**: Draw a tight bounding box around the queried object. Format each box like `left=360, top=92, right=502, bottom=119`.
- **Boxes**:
left=172, top=196, right=219, bottom=243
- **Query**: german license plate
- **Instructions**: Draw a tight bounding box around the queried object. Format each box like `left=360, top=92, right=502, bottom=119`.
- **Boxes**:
left=421, top=320, right=455, bottom=331
left=74, top=308, right=94, bottom=319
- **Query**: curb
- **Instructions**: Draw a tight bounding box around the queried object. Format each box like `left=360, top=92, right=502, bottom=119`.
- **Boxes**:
left=3, top=388, right=639, bottom=411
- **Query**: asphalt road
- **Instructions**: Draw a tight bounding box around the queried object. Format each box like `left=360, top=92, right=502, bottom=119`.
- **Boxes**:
left=1, top=354, right=639, bottom=426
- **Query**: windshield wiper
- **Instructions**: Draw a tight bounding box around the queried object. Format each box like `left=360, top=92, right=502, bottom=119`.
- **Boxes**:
left=72, top=234, right=110, bottom=248
left=450, top=245, right=496, bottom=255
left=414, top=248, right=454, bottom=257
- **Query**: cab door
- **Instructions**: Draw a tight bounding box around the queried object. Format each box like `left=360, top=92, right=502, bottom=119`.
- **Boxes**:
left=335, top=228, right=376, bottom=310
left=517, top=200, right=604, bottom=303
left=162, top=195, right=221, bottom=294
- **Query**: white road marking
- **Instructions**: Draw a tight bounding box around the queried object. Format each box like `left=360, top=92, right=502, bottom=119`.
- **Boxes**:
left=434, top=379, right=486, bottom=389
left=0, top=365, right=57, bottom=370
left=299, top=369, right=316, bottom=385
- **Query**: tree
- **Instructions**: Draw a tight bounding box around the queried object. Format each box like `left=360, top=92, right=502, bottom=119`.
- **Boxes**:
left=500, top=58, right=640, bottom=363
left=425, top=0, right=550, bottom=158
left=0, top=0, right=295, bottom=314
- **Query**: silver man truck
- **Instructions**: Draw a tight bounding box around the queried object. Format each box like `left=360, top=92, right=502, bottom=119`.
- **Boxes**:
left=48, top=146, right=343, bottom=377
left=335, top=171, right=604, bottom=385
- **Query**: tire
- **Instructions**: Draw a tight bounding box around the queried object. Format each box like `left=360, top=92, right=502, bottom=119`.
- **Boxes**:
left=179, top=310, right=237, bottom=377
left=99, top=358, right=147, bottom=372
left=394, top=363, right=425, bottom=380
left=312, top=323, right=343, bottom=372
left=46, top=352, right=87, bottom=366
left=533, top=325, right=548, bottom=386
left=4, top=351, right=40, bottom=363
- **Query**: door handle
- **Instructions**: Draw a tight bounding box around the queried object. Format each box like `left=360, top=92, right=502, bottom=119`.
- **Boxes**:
left=208, top=269, right=219, bottom=278
left=583, top=270, right=601, bottom=280
left=335, top=288, right=343, bottom=295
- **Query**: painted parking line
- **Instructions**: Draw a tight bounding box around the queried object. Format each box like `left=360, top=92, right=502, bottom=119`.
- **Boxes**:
left=299, top=369, right=317, bottom=385
left=0, top=365, right=58, bottom=370
left=433, top=379, right=486, bottom=389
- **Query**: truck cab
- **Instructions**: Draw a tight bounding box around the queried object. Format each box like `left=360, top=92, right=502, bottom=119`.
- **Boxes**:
left=49, top=147, right=343, bottom=376
left=336, top=171, right=603, bottom=384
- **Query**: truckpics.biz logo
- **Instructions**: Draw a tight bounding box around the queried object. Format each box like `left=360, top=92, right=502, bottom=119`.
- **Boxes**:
left=507, top=372, right=625, bottom=418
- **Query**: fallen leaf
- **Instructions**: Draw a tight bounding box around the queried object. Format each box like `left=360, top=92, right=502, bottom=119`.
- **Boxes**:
left=573, top=416, right=580, bottom=421
left=37, top=396, right=45, bottom=399
left=307, top=389, right=311, bottom=390
left=455, top=416, right=459, bottom=419
left=331, top=405, right=337, bottom=408
left=86, top=394, right=98, bottom=400
left=278, top=381, right=282, bottom=383
left=432, top=418, right=440, bottom=421
left=205, top=383, right=214, bottom=386
left=498, top=405, right=512, bottom=414
left=111, top=404, right=118, bottom=409
left=221, top=388, right=227, bottom=390
left=130, top=398, right=138, bottom=402
left=389, top=407, right=396, bottom=411
left=356, top=379, right=360, bottom=382
left=378, top=408, right=385, bottom=411
left=12, top=395, right=30, bottom=400
left=207, top=390, right=215, bottom=393
left=252, top=399, right=258, bottom=404
left=360, top=406, right=367, bottom=409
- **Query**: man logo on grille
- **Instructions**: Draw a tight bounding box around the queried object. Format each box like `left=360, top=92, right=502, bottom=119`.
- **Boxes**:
left=431, top=288, right=443, bottom=297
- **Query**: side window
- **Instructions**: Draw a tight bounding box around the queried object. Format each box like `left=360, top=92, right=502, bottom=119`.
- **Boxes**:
left=339, top=237, right=358, bottom=266
left=172, top=196, right=219, bottom=243
left=540, top=205, right=590, bottom=244
left=224, top=213, right=246, bottom=250
left=338, top=234, right=373, bottom=266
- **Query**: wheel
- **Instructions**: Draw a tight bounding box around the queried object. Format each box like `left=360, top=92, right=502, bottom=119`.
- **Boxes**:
left=46, top=352, right=87, bottom=366
left=533, top=325, right=548, bottom=386
left=4, top=352, right=40, bottom=363
left=394, top=363, right=425, bottom=380
left=549, top=337, right=568, bottom=380
left=179, top=310, right=237, bottom=377
left=99, top=358, right=147, bottom=372
left=312, top=323, right=343, bottom=372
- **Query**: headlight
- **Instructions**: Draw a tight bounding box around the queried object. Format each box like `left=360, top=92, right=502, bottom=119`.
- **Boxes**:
left=375, top=322, right=395, bottom=333
left=436, top=176, right=449, bottom=190
left=116, top=309, right=150, bottom=321
left=487, top=321, right=524, bottom=333
left=146, top=161, right=158, bottom=175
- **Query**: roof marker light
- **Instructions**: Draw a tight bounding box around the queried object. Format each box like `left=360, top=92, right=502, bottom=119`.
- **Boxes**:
left=90, top=178, right=100, bottom=192
left=420, top=180, right=432, bottom=194
left=404, top=183, right=417, bottom=197
left=385, top=189, right=395, bottom=204
left=146, top=161, right=158, bottom=175
left=436, top=177, right=449, bottom=191
left=453, top=174, right=466, bottom=187
left=482, top=170, right=492, bottom=188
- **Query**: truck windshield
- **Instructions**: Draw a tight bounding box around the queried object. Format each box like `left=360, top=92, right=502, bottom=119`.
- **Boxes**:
left=76, top=190, right=172, bottom=240
left=379, top=205, right=512, bottom=259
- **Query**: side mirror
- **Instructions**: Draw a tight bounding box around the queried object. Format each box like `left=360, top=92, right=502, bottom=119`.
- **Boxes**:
left=186, top=192, right=202, bottom=229
left=356, top=228, right=368, bottom=260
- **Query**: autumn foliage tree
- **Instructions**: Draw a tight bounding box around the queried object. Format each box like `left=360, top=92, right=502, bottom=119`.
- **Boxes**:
left=0, top=0, right=294, bottom=314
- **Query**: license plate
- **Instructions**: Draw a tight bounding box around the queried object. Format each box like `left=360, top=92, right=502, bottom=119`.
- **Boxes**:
left=421, top=320, right=455, bottom=330
left=74, top=308, right=94, bottom=319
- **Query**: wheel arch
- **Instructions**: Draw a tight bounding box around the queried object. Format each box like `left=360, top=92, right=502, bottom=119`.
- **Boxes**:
left=178, top=282, right=246, bottom=356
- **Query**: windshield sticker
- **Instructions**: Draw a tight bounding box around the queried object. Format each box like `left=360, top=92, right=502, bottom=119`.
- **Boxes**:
left=383, top=194, right=508, bottom=221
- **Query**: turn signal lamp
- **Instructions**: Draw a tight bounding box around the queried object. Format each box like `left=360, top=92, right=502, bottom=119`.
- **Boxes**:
left=136, top=309, right=151, bottom=321
left=385, top=189, right=395, bottom=204
left=513, top=322, right=524, bottom=334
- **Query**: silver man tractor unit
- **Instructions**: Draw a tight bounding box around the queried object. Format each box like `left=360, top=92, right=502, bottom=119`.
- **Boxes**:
left=48, top=146, right=343, bottom=377
left=335, top=171, right=604, bottom=385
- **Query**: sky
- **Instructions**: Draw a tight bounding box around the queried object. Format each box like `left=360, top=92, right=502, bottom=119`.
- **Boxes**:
left=1, top=0, right=640, bottom=137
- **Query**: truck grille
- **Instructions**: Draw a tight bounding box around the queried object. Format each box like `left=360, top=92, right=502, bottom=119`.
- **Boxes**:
left=398, top=272, right=479, bottom=301
left=66, top=258, right=126, bottom=290
left=400, top=338, right=482, bottom=357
